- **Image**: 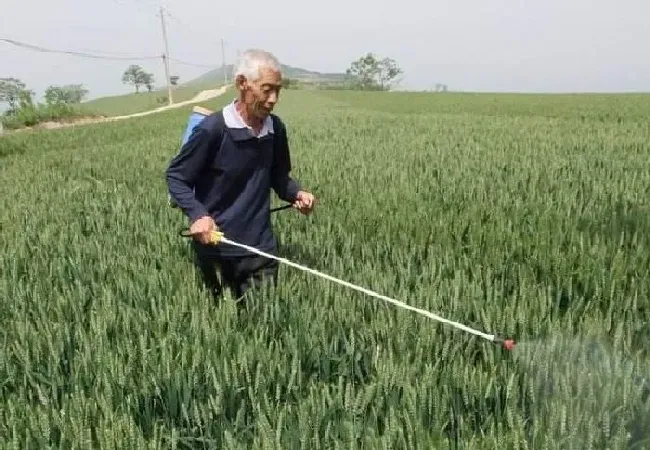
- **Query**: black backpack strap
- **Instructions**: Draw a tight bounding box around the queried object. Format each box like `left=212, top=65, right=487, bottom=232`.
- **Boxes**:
left=205, top=109, right=226, bottom=159
left=168, top=108, right=225, bottom=208
left=271, top=114, right=284, bottom=154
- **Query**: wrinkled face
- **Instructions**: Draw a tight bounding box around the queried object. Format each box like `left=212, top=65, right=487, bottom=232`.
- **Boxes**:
left=237, top=66, right=283, bottom=120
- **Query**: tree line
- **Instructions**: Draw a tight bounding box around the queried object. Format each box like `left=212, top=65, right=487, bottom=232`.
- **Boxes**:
left=1, top=52, right=448, bottom=131
left=1, top=52, right=406, bottom=113
left=0, top=65, right=158, bottom=130
left=0, top=77, right=91, bottom=130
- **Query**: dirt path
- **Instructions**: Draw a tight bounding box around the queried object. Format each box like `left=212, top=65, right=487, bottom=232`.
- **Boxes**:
left=2, top=85, right=230, bottom=135
left=105, top=85, right=229, bottom=121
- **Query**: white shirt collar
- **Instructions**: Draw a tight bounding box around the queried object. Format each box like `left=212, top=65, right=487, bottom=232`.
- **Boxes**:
left=222, top=100, right=274, bottom=137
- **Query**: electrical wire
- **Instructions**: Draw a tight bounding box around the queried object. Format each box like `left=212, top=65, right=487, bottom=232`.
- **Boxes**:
left=0, top=38, right=160, bottom=61
left=2, top=37, right=219, bottom=70
left=1, top=37, right=219, bottom=70
left=169, top=58, right=215, bottom=69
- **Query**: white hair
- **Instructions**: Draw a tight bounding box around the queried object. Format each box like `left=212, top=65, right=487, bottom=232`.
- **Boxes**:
left=233, top=49, right=282, bottom=82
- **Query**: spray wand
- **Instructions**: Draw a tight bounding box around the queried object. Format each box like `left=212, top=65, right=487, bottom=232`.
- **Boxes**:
left=178, top=227, right=516, bottom=352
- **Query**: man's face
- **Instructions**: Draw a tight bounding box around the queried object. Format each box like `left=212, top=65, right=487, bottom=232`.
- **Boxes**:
left=238, top=66, right=282, bottom=119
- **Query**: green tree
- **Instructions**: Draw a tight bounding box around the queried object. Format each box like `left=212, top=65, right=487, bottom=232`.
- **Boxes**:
left=17, top=88, right=34, bottom=109
left=0, top=77, right=31, bottom=110
left=142, top=72, right=155, bottom=92
left=121, top=65, right=153, bottom=93
left=44, top=84, right=88, bottom=105
left=346, top=53, right=403, bottom=90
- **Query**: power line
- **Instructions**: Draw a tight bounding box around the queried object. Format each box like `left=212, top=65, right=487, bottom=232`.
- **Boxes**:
left=164, top=9, right=222, bottom=48
left=162, top=7, right=229, bottom=81
left=2, top=4, right=228, bottom=107
left=169, top=57, right=215, bottom=69
left=0, top=37, right=160, bottom=61
left=1, top=37, right=218, bottom=68
left=111, top=0, right=159, bottom=19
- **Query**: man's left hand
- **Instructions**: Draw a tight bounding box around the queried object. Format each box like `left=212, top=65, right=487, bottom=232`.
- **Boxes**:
left=293, top=190, right=315, bottom=215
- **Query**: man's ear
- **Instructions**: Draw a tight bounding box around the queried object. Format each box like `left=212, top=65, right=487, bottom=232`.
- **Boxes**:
left=235, top=74, right=248, bottom=90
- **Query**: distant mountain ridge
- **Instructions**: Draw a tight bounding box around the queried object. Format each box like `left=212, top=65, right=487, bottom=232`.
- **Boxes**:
left=184, top=63, right=348, bottom=87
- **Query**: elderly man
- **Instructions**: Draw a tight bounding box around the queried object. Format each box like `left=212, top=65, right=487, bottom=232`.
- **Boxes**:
left=166, top=49, right=315, bottom=303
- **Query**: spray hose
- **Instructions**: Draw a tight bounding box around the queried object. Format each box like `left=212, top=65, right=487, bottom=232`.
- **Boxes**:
left=179, top=228, right=516, bottom=351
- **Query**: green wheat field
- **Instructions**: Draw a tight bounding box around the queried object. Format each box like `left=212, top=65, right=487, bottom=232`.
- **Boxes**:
left=1, top=90, right=649, bottom=449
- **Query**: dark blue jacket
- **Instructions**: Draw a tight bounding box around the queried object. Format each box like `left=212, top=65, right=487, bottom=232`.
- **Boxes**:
left=166, top=109, right=300, bottom=257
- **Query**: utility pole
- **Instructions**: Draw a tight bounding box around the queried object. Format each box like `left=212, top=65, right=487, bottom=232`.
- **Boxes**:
left=159, top=5, right=173, bottom=105
left=221, top=38, right=227, bottom=84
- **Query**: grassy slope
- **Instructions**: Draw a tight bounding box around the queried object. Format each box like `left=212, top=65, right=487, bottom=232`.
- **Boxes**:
left=1, top=90, right=649, bottom=448
left=81, top=82, right=226, bottom=117
left=79, top=63, right=345, bottom=118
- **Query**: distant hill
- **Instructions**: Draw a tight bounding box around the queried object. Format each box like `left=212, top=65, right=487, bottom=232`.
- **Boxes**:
left=184, top=64, right=348, bottom=87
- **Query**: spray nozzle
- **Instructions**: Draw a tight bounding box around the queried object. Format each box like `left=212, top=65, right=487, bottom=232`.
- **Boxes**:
left=493, top=337, right=516, bottom=351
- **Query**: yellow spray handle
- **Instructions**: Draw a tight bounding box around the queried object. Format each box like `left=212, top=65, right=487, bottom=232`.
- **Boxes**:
left=179, top=228, right=224, bottom=245
left=208, top=230, right=224, bottom=244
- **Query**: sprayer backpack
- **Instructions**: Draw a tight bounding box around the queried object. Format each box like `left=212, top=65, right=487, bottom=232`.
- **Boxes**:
left=167, top=106, right=281, bottom=208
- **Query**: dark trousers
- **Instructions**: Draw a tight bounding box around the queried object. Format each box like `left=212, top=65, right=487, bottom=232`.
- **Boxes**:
left=192, top=241, right=279, bottom=302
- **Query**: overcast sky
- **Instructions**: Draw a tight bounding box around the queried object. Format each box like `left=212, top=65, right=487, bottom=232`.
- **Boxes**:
left=2, top=0, right=649, bottom=101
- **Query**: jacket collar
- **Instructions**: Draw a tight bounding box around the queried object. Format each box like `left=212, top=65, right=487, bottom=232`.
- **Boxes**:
left=223, top=100, right=274, bottom=139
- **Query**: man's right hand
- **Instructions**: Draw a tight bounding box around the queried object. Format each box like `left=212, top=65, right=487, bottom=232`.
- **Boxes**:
left=189, top=215, right=217, bottom=245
